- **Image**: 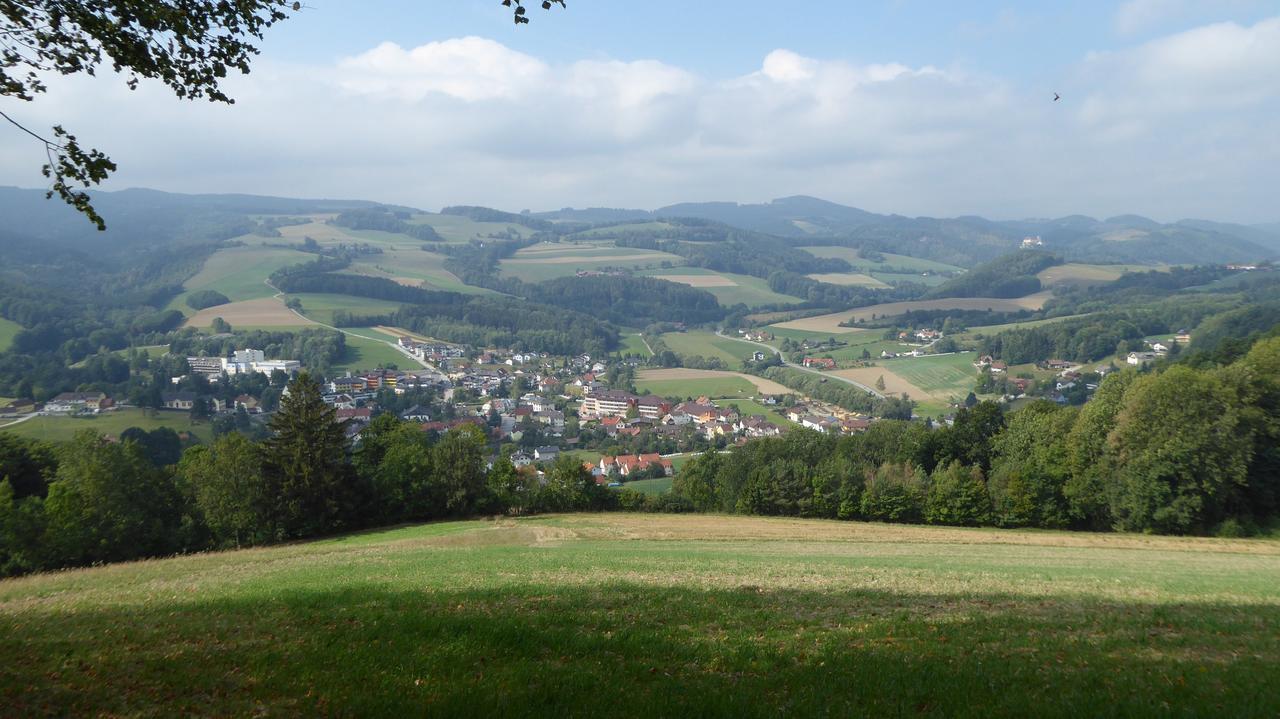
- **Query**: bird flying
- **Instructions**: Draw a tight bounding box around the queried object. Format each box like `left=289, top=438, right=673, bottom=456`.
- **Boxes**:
left=1053, top=92, right=1061, bottom=102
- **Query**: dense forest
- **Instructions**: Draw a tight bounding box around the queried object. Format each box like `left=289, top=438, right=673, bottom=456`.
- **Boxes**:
left=926, top=250, right=1060, bottom=299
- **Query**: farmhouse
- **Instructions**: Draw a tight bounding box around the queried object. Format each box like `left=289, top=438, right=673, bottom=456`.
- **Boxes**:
left=161, top=391, right=197, bottom=410
left=1127, top=351, right=1158, bottom=366
left=802, top=357, right=836, bottom=370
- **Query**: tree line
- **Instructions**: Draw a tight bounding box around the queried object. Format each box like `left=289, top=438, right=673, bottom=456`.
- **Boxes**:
left=672, top=336, right=1280, bottom=536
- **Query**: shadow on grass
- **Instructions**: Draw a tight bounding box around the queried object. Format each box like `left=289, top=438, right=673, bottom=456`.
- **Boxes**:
left=2, top=583, right=1278, bottom=717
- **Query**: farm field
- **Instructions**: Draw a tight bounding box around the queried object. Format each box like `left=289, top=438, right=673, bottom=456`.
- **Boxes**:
left=799, top=247, right=964, bottom=273
left=636, top=368, right=792, bottom=398
left=804, top=272, right=890, bottom=288
left=173, top=245, right=315, bottom=311
left=642, top=267, right=804, bottom=307
left=407, top=212, right=537, bottom=244
left=0, top=317, right=22, bottom=352
left=962, top=313, right=1092, bottom=336
left=658, top=331, right=755, bottom=366
left=0, top=408, right=213, bottom=443
left=772, top=293, right=1054, bottom=334
left=3, top=513, right=1278, bottom=716
left=186, top=297, right=316, bottom=328
left=500, top=243, right=685, bottom=282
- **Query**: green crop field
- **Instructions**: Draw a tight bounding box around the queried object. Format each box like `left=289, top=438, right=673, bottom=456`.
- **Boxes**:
left=0, top=317, right=23, bottom=352
left=640, top=267, right=804, bottom=308
left=883, top=352, right=979, bottom=399
left=658, top=331, right=754, bottom=366
left=3, top=513, right=1278, bottom=717
left=800, top=247, right=964, bottom=273
left=0, top=408, right=213, bottom=443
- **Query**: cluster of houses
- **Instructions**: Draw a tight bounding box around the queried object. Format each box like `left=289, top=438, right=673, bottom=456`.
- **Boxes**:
left=43, top=392, right=114, bottom=414
left=784, top=404, right=872, bottom=434
left=1127, top=331, right=1190, bottom=367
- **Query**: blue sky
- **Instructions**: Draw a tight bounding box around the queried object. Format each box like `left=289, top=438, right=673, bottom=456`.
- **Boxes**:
left=2, top=1, right=1278, bottom=221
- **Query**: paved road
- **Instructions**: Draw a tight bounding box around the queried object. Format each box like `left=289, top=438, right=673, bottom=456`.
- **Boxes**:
left=0, top=412, right=39, bottom=430
left=715, top=329, right=884, bottom=398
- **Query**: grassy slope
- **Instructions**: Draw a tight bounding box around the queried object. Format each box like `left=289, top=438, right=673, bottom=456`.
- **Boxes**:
left=0, top=408, right=213, bottom=443
left=0, top=317, right=22, bottom=352
left=2, top=514, right=1278, bottom=717
left=800, top=247, right=964, bottom=273
left=330, top=334, right=412, bottom=372
left=287, top=293, right=407, bottom=325
left=169, top=245, right=316, bottom=314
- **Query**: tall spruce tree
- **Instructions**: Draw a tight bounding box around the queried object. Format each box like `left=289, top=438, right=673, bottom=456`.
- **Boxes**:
left=260, top=372, right=352, bottom=538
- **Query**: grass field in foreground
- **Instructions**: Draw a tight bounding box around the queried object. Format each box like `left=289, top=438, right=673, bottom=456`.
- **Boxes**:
left=2, top=513, right=1278, bottom=717
left=0, top=407, right=213, bottom=443
left=0, top=317, right=22, bottom=352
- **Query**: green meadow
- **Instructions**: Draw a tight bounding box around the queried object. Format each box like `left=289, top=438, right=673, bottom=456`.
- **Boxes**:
left=287, top=293, right=408, bottom=325
left=657, top=331, right=754, bottom=366
left=0, top=408, right=213, bottom=443
left=883, top=352, right=979, bottom=400
left=799, top=247, right=964, bottom=273
left=0, top=317, right=22, bottom=352
left=2, top=513, right=1278, bottom=717
left=173, top=245, right=315, bottom=311
left=330, top=333, right=414, bottom=372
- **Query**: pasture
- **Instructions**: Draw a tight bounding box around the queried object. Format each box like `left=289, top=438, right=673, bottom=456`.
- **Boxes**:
left=1036, top=263, right=1126, bottom=288
left=0, top=317, right=22, bottom=352
left=0, top=408, right=213, bottom=443
left=3, top=513, right=1278, bottom=717
left=616, top=334, right=653, bottom=357
left=772, top=294, right=1054, bottom=334
left=348, top=248, right=489, bottom=295
left=407, top=213, right=537, bottom=244
left=642, top=267, right=804, bottom=308
left=622, top=477, right=673, bottom=495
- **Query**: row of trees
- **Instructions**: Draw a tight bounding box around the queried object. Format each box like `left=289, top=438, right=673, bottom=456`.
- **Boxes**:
left=674, top=337, right=1280, bottom=535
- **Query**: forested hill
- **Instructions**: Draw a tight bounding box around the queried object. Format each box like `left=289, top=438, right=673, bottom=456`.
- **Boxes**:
left=926, top=250, right=1061, bottom=299
left=0, top=187, right=383, bottom=251
left=539, top=196, right=1279, bottom=267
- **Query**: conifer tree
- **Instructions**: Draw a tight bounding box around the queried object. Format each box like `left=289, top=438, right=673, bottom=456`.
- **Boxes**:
left=260, top=372, right=351, bottom=538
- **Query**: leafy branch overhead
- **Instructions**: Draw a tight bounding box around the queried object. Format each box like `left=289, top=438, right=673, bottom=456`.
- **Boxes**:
left=502, top=0, right=565, bottom=25
left=1, top=1, right=300, bottom=228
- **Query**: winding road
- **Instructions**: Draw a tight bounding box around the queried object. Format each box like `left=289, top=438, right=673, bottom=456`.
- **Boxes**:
left=715, top=329, right=884, bottom=398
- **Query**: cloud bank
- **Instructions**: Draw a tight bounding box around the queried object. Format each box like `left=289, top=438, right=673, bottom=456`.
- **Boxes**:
left=1, top=17, right=1277, bottom=222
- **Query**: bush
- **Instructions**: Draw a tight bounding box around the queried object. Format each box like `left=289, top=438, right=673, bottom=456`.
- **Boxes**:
left=185, top=290, right=231, bottom=310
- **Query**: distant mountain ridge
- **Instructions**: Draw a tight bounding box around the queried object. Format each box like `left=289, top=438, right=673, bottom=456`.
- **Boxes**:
left=3, top=186, right=1276, bottom=268
left=538, top=195, right=1279, bottom=267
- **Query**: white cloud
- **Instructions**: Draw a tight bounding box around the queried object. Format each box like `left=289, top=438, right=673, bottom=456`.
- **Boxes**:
left=0, top=22, right=1278, bottom=223
left=1114, top=0, right=1191, bottom=35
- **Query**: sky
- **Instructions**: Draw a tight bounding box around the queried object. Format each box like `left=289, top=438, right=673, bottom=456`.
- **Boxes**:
left=2, top=0, right=1279, bottom=222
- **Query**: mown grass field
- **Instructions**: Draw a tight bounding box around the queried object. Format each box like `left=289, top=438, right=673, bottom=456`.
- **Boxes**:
left=170, top=245, right=315, bottom=314
left=641, top=267, right=804, bottom=308
left=658, top=331, right=754, bottom=366
left=3, top=513, right=1278, bottom=717
left=885, top=352, right=980, bottom=399
left=616, top=333, right=653, bottom=357
left=622, top=476, right=673, bottom=494
left=348, top=248, right=492, bottom=295
left=0, top=317, right=23, bottom=352
left=330, top=334, right=413, bottom=372
left=0, top=408, right=213, bottom=443
left=799, top=247, right=964, bottom=273
left=636, top=375, right=760, bottom=399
